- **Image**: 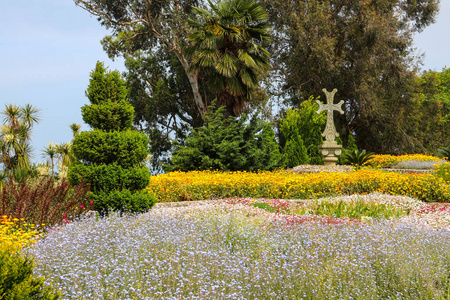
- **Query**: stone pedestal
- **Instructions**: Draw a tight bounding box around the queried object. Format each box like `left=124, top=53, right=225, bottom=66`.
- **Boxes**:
left=318, top=142, right=342, bottom=166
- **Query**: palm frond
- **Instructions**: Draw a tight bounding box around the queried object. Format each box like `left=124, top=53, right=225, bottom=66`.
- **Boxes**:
left=215, top=53, right=239, bottom=77
left=20, top=104, right=41, bottom=128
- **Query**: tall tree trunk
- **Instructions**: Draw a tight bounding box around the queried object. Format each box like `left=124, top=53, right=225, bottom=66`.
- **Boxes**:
left=175, top=51, right=207, bottom=119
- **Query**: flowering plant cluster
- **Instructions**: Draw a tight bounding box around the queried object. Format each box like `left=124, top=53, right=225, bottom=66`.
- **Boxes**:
left=147, top=169, right=450, bottom=203
left=27, top=199, right=450, bottom=299
left=433, top=161, right=450, bottom=182
left=0, top=215, right=42, bottom=252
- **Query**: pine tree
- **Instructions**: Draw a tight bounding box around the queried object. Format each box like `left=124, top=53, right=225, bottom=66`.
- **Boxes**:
left=165, top=103, right=282, bottom=172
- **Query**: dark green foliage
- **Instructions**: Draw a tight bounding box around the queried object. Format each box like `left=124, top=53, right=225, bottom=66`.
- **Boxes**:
left=0, top=247, right=59, bottom=299
left=264, top=0, right=439, bottom=154
left=406, top=68, right=450, bottom=153
left=69, top=163, right=150, bottom=194
left=438, top=147, right=450, bottom=160
left=69, top=62, right=154, bottom=214
left=280, top=97, right=326, bottom=166
left=165, top=104, right=282, bottom=172
left=341, top=149, right=375, bottom=170
left=91, top=189, right=156, bottom=214
left=282, top=134, right=309, bottom=168
left=346, top=133, right=358, bottom=152
left=0, top=175, right=91, bottom=228
left=253, top=122, right=282, bottom=171
left=72, top=130, right=148, bottom=168
left=82, top=62, right=133, bottom=132
left=81, top=102, right=134, bottom=132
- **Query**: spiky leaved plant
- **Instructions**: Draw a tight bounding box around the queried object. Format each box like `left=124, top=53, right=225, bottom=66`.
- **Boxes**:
left=340, top=149, right=375, bottom=170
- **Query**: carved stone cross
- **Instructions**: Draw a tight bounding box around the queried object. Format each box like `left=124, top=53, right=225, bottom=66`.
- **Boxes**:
left=316, top=88, right=344, bottom=146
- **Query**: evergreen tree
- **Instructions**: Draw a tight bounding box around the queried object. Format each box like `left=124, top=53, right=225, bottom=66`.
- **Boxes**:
left=165, top=103, right=281, bottom=172
left=280, top=97, right=326, bottom=166
left=68, top=62, right=155, bottom=214
left=263, top=0, right=439, bottom=153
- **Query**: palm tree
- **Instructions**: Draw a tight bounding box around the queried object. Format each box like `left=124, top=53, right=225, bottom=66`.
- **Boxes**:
left=188, top=0, right=272, bottom=118
left=69, top=123, right=81, bottom=137
left=0, top=104, right=40, bottom=172
left=42, top=142, right=58, bottom=176
left=56, top=142, right=73, bottom=167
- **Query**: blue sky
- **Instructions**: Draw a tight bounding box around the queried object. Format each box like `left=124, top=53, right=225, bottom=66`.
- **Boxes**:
left=1, top=1, right=449, bottom=164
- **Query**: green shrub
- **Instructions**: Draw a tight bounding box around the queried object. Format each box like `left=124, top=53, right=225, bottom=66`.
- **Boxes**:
left=282, top=134, right=309, bottom=167
left=72, top=130, right=148, bottom=168
left=69, top=61, right=154, bottom=214
left=81, top=101, right=134, bottom=132
left=0, top=247, right=59, bottom=299
left=69, top=163, right=150, bottom=193
left=341, top=149, right=375, bottom=170
left=92, top=189, right=156, bottom=213
left=82, top=61, right=133, bottom=132
left=347, top=133, right=358, bottom=152
left=280, top=97, right=326, bottom=166
left=165, top=104, right=282, bottom=172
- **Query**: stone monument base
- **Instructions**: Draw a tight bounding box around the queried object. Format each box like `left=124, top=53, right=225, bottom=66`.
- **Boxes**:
left=318, top=144, right=342, bottom=166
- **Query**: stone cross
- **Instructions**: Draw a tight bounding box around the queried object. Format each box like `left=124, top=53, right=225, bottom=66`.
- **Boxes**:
left=316, top=88, right=344, bottom=146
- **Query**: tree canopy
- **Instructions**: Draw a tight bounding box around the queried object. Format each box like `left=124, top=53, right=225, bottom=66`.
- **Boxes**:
left=263, top=0, right=439, bottom=153
left=74, top=0, right=445, bottom=163
left=188, top=0, right=272, bottom=117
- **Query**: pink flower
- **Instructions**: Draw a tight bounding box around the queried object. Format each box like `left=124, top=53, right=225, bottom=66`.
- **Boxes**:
left=89, top=201, right=93, bottom=205
left=80, top=205, right=85, bottom=209
left=62, top=214, right=66, bottom=218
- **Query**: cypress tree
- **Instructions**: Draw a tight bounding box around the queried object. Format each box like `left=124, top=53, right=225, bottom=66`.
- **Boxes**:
left=69, top=62, right=155, bottom=214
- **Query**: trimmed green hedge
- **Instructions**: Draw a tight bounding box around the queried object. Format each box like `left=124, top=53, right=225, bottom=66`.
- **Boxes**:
left=72, top=130, right=148, bottom=168
left=69, top=163, right=150, bottom=193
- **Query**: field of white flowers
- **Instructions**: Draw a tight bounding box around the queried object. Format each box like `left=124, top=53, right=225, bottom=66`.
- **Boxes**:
left=28, top=194, right=450, bottom=299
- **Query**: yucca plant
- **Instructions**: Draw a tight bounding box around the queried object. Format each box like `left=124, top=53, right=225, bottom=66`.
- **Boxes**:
left=340, top=149, right=375, bottom=170
left=0, top=104, right=40, bottom=174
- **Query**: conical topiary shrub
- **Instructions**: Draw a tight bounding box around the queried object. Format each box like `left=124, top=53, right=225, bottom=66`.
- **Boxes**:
left=68, top=61, right=155, bottom=214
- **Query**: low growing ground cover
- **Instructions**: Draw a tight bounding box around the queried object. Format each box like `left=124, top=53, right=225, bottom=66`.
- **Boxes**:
left=369, top=154, right=443, bottom=168
left=27, top=195, right=450, bottom=299
left=147, top=169, right=450, bottom=203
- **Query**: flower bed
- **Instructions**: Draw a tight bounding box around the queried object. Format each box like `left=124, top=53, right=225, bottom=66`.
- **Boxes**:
left=370, top=154, right=443, bottom=168
left=27, top=198, right=450, bottom=299
left=147, top=169, right=450, bottom=203
left=0, top=215, right=42, bottom=252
